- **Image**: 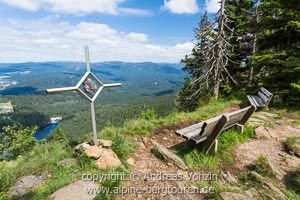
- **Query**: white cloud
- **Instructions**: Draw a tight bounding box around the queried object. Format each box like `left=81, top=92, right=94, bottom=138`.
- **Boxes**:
left=0, top=0, right=40, bottom=11
left=174, top=42, right=194, bottom=50
left=126, top=32, right=148, bottom=42
left=162, top=0, right=199, bottom=14
left=118, top=7, right=152, bottom=16
left=0, top=17, right=194, bottom=63
left=67, top=22, right=118, bottom=40
left=0, top=0, right=150, bottom=15
left=205, top=0, right=220, bottom=13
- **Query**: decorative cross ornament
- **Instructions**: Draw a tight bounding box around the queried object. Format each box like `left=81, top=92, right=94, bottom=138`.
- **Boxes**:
left=46, top=46, right=122, bottom=146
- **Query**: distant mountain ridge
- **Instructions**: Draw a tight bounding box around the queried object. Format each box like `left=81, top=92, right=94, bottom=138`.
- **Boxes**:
left=0, top=61, right=186, bottom=96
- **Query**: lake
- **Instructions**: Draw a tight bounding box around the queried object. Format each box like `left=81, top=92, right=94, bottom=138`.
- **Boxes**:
left=34, top=122, right=59, bottom=140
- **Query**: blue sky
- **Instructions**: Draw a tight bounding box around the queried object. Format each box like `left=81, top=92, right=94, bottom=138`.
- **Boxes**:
left=0, top=0, right=219, bottom=63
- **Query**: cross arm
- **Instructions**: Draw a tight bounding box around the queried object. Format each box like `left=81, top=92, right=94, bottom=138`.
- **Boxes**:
left=103, top=83, right=122, bottom=88
left=46, top=87, right=77, bottom=94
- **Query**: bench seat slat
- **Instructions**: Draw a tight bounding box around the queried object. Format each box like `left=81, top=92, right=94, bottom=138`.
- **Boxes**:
left=190, top=134, right=208, bottom=144
left=181, top=129, right=202, bottom=139
left=175, top=122, right=204, bottom=136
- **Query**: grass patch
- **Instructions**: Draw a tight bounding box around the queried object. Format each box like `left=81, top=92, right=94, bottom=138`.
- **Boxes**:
left=197, top=181, right=241, bottom=199
left=284, top=136, right=300, bottom=153
left=0, top=141, right=75, bottom=198
left=287, top=167, right=300, bottom=194
left=252, top=156, right=276, bottom=178
left=173, top=126, right=255, bottom=170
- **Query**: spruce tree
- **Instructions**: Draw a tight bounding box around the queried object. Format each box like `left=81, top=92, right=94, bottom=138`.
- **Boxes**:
left=177, top=12, right=214, bottom=111
left=253, top=0, right=300, bottom=105
left=178, top=0, right=236, bottom=111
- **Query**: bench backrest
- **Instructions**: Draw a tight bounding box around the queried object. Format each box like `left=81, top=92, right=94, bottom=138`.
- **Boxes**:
left=199, top=105, right=256, bottom=153
left=224, top=105, right=256, bottom=129
left=258, top=87, right=273, bottom=105
left=200, top=115, right=222, bottom=136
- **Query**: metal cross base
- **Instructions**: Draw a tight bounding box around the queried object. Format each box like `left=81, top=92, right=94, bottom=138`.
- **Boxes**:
left=46, top=46, right=122, bottom=146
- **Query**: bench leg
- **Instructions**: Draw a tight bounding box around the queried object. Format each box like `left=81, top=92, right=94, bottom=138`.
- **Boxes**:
left=234, top=124, right=244, bottom=133
left=213, top=139, right=218, bottom=153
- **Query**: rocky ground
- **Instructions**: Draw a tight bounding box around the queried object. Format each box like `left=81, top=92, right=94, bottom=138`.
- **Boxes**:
left=117, top=108, right=300, bottom=200
left=7, top=105, right=300, bottom=200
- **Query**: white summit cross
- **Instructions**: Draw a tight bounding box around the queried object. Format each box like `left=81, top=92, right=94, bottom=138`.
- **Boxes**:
left=46, top=46, right=122, bottom=146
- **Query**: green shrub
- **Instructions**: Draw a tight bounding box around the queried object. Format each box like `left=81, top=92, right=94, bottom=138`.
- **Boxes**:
left=0, top=123, right=37, bottom=160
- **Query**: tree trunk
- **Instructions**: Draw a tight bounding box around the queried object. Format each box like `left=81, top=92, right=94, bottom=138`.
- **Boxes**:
left=213, top=0, right=226, bottom=100
left=213, top=80, right=220, bottom=100
left=249, top=0, right=260, bottom=85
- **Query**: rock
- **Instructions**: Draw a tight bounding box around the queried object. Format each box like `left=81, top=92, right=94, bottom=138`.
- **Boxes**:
left=252, top=115, right=268, bottom=121
left=126, top=158, right=135, bottom=166
left=139, top=141, right=146, bottom=149
left=151, top=141, right=188, bottom=170
left=50, top=180, right=98, bottom=200
left=244, top=188, right=259, bottom=198
left=219, top=171, right=238, bottom=185
left=255, top=126, right=277, bottom=140
left=266, top=157, right=285, bottom=180
left=162, top=137, right=168, bottom=141
left=249, top=171, right=288, bottom=200
left=74, top=143, right=91, bottom=151
left=95, top=149, right=122, bottom=169
left=248, top=118, right=265, bottom=126
left=99, top=139, right=113, bottom=148
left=255, top=112, right=278, bottom=119
left=58, top=158, right=77, bottom=167
left=8, top=174, right=51, bottom=196
left=220, top=192, right=252, bottom=200
left=84, top=146, right=103, bottom=159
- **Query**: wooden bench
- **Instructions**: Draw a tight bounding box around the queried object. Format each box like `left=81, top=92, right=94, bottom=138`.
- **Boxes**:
left=247, top=87, right=273, bottom=109
left=175, top=105, right=256, bottom=154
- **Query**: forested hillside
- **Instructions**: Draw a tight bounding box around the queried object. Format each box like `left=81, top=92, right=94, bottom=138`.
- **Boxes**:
left=178, top=0, right=300, bottom=110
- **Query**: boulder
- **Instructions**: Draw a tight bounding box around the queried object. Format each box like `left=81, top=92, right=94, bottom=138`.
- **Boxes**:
left=84, top=146, right=103, bottom=159
left=220, top=192, right=252, bottom=200
left=95, top=149, right=122, bottom=169
left=8, top=174, right=51, bottom=196
left=58, top=158, right=77, bottom=167
left=99, top=139, right=113, bottom=148
left=50, top=180, right=98, bottom=200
